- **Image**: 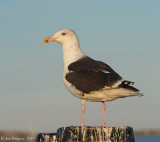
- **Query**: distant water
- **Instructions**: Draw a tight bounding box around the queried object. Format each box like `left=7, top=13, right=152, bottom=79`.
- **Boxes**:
left=135, top=136, right=160, bottom=142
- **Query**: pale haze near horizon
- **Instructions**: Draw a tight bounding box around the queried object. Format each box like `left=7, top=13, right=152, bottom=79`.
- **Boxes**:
left=0, top=1, right=160, bottom=133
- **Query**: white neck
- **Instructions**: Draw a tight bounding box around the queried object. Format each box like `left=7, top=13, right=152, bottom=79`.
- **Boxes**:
left=62, top=39, right=85, bottom=70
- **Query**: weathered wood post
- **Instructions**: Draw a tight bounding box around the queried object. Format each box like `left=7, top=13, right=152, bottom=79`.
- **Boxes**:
left=36, top=126, right=135, bottom=142
left=36, top=133, right=57, bottom=142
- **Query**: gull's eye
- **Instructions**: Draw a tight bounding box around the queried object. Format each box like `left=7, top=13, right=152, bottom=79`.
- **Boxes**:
left=61, top=32, right=66, bottom=36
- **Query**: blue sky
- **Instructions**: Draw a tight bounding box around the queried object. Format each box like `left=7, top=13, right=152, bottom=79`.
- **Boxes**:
left=0, top=1, right=160, bottom=132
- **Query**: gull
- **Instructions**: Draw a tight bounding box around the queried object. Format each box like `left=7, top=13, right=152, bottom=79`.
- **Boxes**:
left=43, top=29, right=143, bottom=126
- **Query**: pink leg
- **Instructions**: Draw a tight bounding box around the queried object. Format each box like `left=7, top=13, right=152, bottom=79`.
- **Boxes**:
left=101, top=102, right=106, bottom=127
left=80, top=100, right=86, bottom=126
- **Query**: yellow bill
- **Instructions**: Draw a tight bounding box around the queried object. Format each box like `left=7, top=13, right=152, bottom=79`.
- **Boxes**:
left=43, top=37, right=48, bottom=43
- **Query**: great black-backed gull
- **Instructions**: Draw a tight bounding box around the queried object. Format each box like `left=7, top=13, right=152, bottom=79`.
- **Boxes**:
left=43, top=29, right=143, bottom=127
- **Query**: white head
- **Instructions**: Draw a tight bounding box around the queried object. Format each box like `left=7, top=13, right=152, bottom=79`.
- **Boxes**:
left=43, top=29, right=85, bottom=68
left=43, top=29, right=79, bottom=47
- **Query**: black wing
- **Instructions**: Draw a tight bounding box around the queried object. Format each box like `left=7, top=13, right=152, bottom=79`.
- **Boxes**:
left=65, top=56, right=122, bottom=93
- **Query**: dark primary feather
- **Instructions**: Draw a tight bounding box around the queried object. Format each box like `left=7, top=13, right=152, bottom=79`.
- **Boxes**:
left=119, top=80, right=139, bottom=92
left=66, top=56, right=122, bottom=93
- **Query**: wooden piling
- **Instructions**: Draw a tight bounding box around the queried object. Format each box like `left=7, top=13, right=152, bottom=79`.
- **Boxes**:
left=36, top=133, right=57, bottom=142
left=36, top=126, right=135, bottom=142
